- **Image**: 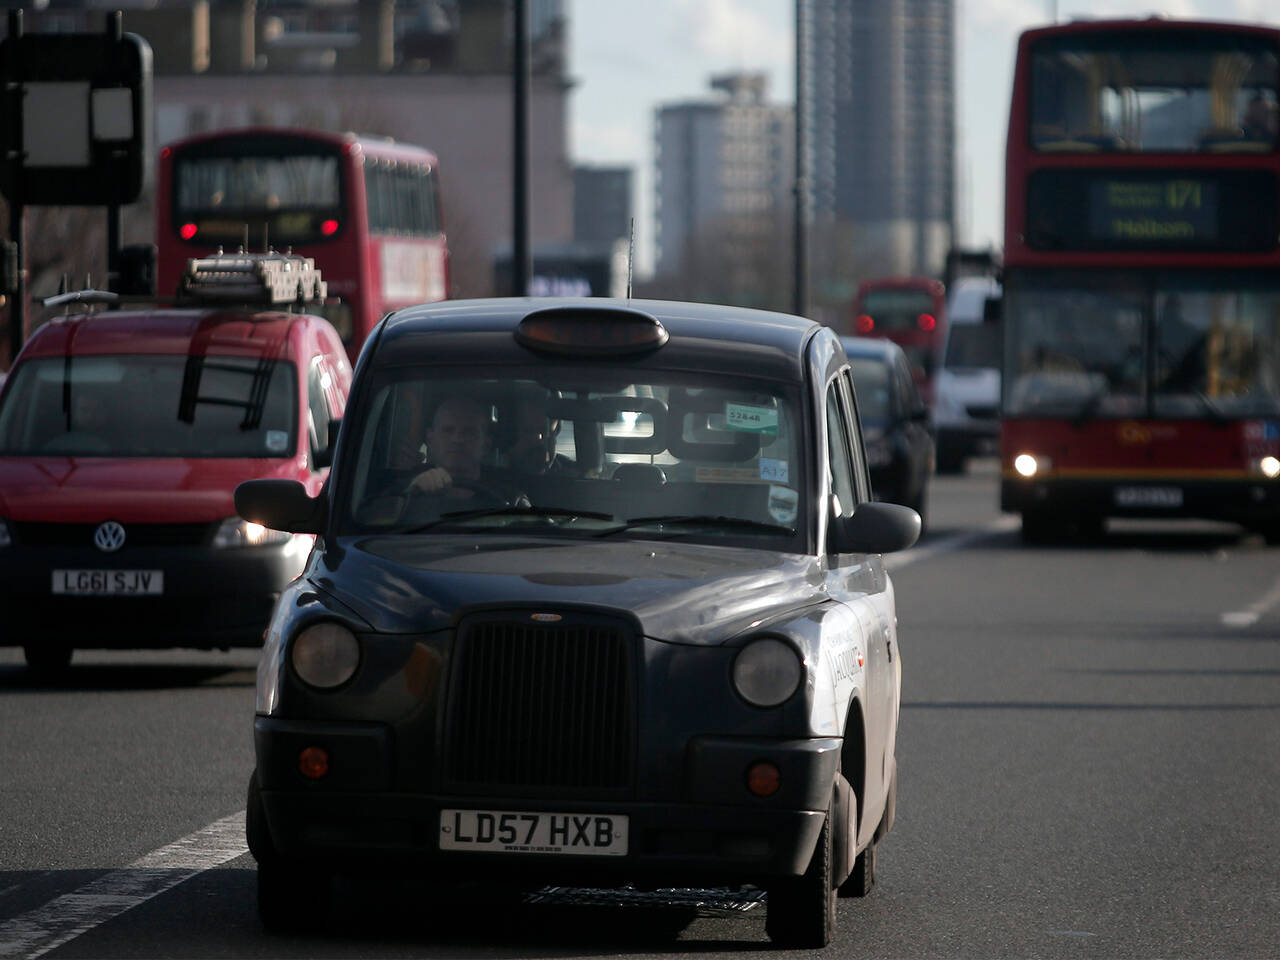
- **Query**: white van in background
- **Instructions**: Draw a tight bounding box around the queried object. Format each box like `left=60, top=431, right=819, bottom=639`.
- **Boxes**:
left=934, top=276, right=1001, bottom=474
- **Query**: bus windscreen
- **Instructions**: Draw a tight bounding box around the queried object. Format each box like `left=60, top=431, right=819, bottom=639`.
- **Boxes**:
left=1031, top=32, right=1280, bottom=154
left=174, top=154, right=342, bottom=244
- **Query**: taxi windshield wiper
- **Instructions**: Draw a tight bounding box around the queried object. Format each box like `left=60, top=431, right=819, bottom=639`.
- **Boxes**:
left=397, top=505, right=616, bottom=535
left=595, top=514, right=796, bottom=538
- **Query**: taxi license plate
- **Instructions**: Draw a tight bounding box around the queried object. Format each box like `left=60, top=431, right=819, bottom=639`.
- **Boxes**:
left=52, top=570, right=164, bottom=595
left=1114, top=486, right=1183, bottom=508
left=439, top=809, right=627, bottom=856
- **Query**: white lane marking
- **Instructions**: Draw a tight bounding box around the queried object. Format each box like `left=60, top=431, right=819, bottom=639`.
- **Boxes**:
left=884, top=515, right=1019, bottom=571
left=0, top=811, right=247, bottom=960
left=1221, top=574, right=1280, bottom=629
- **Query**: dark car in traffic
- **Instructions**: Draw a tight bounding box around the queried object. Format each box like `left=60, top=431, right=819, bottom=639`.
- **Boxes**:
left=840, top=337, right=934, bottom=530
left=237, top=298, right=920, bottom=948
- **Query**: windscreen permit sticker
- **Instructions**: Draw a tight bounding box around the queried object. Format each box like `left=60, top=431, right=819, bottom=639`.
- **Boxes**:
left=265, top=430, right=289, bottom=454
left=725, top=402, right=778, bottom=435
left=768, top=485, right=799, bottom=525
left=759, top=458, right=789, bottom=484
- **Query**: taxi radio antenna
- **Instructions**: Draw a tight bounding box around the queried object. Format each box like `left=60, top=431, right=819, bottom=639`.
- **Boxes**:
left=626, top=217, right=635, bottom=301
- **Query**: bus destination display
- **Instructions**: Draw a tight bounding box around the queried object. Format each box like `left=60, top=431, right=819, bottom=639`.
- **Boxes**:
left=1027, top=170, right=1277, bottom=252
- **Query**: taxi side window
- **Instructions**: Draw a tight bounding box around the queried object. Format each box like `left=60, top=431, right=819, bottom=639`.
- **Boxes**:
left=839, top=369, right=872, bottom=503
left=825, top=381, right=857, bottom=518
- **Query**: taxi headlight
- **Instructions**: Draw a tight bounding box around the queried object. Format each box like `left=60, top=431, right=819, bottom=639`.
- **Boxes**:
left=0, top=518, right=10, bottom=548
left=290, top=622, right=361, bottom=689
left=212, top=517, right=292, bottom=549
left=732, top=637, right=803, bottom=708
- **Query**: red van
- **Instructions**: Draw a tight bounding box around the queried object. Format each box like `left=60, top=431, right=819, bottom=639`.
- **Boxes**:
left=0, top=257, right=351, bottom=671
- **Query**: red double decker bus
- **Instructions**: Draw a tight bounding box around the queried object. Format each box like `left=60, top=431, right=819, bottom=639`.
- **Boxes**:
left=999, top=19, right=1280, bottom=542
left=850, top=276, right=946, bottom=403
left=157, top=128, right=449, bottom=360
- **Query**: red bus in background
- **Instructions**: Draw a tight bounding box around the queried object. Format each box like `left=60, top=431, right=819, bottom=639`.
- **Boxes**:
left=850, top=276, right=946, bottom=403
left=1000, top=19, right=1280, bottom=543
left=157, top=128, right=449, bottom=360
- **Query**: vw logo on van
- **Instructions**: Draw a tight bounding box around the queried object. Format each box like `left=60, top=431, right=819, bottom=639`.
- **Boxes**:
left=93, top=521, right=127, bottom=553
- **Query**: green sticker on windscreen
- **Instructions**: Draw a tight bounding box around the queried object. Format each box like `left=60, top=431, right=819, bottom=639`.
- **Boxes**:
left=725, top=403, right=778, bottom=435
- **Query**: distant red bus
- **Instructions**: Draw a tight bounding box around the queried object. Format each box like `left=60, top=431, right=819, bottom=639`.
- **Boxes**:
left=850, top=276, right=946, bottom=402
left=1000, top=19, right=1280, bottom=542
left=157, top=128, right=449, bottom=359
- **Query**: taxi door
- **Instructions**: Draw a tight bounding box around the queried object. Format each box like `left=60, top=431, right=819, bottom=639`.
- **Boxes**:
left=820, top=359, right=895, bottom=839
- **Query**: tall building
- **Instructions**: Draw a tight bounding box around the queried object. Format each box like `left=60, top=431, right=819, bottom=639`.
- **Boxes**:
left=574, top=165, right=633, bottom=254
left=803, top=0, right=954, bottom=284
left=654, top=73, right=794, bottom=308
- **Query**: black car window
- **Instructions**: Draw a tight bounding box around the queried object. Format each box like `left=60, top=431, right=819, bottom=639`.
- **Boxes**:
left=340, top=370, right=806, bottom=550
left=825, top=381, right=857, bottom=517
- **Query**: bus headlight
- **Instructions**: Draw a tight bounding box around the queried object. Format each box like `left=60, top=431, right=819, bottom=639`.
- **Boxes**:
left=291, top=622, right=361, bottom=689
left=732, top=638, right=803, bottom=708
left=1014, top=453, right=1049, bottom=478
left=1258, top=456, right=1280, bottom=479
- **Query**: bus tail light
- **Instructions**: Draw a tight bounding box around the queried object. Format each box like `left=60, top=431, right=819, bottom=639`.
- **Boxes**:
left=917, top=313, right=937, bottom=331
left=321, top=219, right=339, bottom=236
left=180, top=223, right=198, bottom=240
left=855, top=314, right=875, bottom=334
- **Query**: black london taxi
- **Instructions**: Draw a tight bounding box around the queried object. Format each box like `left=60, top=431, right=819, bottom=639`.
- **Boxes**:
left=236, top=298, right=920, bottom=947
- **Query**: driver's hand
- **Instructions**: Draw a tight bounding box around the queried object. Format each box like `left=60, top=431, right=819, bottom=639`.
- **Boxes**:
left=409, top=466, right=452, bottom=494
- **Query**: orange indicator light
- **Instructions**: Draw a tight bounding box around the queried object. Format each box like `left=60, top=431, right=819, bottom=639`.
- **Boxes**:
left=747, top=761, right=781, bottom=797
left=298, top=746, right=329, bottom=779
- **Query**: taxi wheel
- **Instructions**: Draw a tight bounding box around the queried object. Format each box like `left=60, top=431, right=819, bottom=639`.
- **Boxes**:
left=840, top=837, right=877, bottom=898
left=765, top=802, right=837, bottom=948
left=23, top=643, right=72, bottom=673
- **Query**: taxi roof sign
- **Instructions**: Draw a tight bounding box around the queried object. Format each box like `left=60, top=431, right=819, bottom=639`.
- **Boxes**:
left=515, top=307, right=669, bottom=357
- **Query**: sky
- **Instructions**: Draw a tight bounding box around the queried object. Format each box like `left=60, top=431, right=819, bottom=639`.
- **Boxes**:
left=568, top=0, right=1275, bottom=277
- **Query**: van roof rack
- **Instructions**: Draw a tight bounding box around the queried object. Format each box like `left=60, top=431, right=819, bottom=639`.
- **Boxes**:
left=179, top=249, right=327, bottom=305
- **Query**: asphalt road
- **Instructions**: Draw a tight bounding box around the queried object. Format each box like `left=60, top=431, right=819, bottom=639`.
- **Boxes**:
left=2, top=459, right=1278, bottom=958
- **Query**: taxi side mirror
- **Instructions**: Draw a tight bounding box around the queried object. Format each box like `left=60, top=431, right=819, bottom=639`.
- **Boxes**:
left=236, top=479, right=327, bottom=535
left=828, top=501, right=920, bottom=555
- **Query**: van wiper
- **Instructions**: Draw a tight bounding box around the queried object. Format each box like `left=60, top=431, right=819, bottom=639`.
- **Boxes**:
left=595, top=514, right=795, bottom=538
left=398, top=505, right=616, bottom=534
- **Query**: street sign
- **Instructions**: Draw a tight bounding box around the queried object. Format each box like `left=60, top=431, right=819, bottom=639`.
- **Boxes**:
left=0, top=23, right=153, bottom=205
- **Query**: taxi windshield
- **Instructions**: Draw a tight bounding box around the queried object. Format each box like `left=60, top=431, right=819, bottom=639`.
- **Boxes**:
left=340, top=369, right=806, bottom=548
left=0, top=355, right=298, bottom=458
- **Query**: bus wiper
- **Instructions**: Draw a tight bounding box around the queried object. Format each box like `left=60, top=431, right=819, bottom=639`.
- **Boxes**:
left=595, top=514, right=796, bottom=538
left=1070, top=390, right=1108, bottom=428
left=398, top=505, right=616, bottom=534
left=1191, top=391, right=1228, bottom=424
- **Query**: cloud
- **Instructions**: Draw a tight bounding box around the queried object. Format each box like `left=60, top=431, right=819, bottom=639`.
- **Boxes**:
left=671, top=0, right=791, bottom=89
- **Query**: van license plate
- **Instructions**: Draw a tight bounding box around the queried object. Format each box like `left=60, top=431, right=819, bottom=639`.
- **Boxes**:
left=1114, top=486, right=1183, bottom=508
left=52, top=570, right=164, bottom=595
left=439, top=809, right=628, bottom=856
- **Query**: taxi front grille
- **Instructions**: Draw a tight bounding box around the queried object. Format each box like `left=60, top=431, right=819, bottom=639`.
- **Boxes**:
left=11, top=522, right=212, bottom=548
left=444, top=618, right=634, bottom=792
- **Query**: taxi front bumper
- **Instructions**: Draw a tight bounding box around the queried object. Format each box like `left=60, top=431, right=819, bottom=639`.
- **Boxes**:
left=254, top=716, right=840, bottom=885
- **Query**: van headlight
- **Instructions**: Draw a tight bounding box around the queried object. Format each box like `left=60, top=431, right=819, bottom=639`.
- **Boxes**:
left=212, top=517, right=292, bottom=548
left=290, top=622, right=361, bottom=689
left=732, top=637, right=803, bottom=707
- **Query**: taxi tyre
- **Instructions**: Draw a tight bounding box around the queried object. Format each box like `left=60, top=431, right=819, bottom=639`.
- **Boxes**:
left=23, top=643, right=72, bottom=674
left=765, top=796, right=837, bottom=948
left=247, top=770, right=333, bottom=932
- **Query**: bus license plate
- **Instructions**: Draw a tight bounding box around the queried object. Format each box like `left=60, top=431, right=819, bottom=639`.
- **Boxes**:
left=1114, top=486, right=1183, bottom=508
left=52, top=570, right=164, bottom=595
left=439, top=809, right=628, bottom=856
